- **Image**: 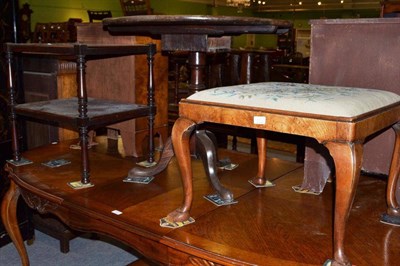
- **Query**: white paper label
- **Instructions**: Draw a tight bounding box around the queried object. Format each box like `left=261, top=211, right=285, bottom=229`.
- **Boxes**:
left=111, top=210, right=123, bottom=215
left=253, top=116, right=266, bottom=125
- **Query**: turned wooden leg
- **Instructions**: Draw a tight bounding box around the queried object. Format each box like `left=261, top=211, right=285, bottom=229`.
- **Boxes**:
left=324, top=142, right=362, bottom=266
left=188, top=51, right=206, bottom=94
left=1, top=180, right=30, bottom=266
left=79, top=126, right=91, bottom=185
left=166, top=117, right=196, bottom=222
left=195, top=130, right=234, bottom=202
left=250, top=133, right=268, bottom=186
left=381, top=123, right=400, bottom=224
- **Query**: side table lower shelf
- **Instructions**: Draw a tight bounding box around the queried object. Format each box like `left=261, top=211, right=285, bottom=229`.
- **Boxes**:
left=15, top=97, right=151, bottom=129
left=12, top=97, right=153, bottom=188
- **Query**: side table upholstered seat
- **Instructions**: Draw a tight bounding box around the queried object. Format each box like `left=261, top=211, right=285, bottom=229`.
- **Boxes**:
left=166, top=82, right=400, bottom=266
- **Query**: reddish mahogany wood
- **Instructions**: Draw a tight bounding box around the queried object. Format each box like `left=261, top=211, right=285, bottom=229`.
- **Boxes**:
left=1, top=140, right=301, bottom=265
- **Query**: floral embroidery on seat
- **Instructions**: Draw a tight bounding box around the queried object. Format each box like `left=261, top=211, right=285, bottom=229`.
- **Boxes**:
left=187, top=82, right=400, bottom=118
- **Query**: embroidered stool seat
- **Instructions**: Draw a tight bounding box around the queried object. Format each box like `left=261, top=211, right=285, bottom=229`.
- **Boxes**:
left=187, top=82, right=400, bottom=118
left=165, top=82, right=400, bottom=266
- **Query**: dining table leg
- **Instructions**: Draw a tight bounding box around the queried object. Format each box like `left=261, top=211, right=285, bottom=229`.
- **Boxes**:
left=1, top=180, right=29, bottom=266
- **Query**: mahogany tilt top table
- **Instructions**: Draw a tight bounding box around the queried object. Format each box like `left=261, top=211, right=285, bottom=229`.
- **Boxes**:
left=103, top=15, right=292, bottom=93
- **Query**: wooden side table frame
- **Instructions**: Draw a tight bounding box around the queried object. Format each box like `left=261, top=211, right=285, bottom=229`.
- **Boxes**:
left=4, top=43, right=157, bottom=186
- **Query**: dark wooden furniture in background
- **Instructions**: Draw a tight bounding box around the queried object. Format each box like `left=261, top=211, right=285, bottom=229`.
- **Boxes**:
left=276, top=28, right=294, bottom=56
left=87, top=10, right=112, bottom=22
left=302, top=18, right=400, bottom=199
left=120, top=0, right=152, bottom=15
left=33, top=19, right=82, bottom=43
left=0, top=0, right=34, bottom=248
left=270, top=63, right=309, bottom=84
left=18, top=3, right=33, bottom=42
left=380, top=0, right=400, bottom=17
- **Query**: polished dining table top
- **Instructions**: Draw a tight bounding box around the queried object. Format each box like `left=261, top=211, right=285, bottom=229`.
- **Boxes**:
left=103, top=15, right=292, bottom=37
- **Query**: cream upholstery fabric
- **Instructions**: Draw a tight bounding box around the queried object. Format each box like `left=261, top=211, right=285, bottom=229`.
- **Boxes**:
left=187, top=82, right=400, bottom=117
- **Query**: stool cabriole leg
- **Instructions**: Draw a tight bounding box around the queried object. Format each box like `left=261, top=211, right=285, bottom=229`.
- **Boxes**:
left=381, top=122, right=400, bottom=225
left=251, top=136, right=268, bottom=185
left=167, top=117, right=196, bottom=222
left=249, top=132, right=274, bottom=188
left=324, top=141, right=362, bottom=266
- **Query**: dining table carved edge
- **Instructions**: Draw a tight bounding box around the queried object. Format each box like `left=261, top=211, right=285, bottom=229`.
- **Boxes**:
left=1, top=161, right=175, bottom=266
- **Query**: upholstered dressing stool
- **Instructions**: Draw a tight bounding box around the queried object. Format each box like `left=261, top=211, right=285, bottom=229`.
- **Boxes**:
left=164, top=82, right=400, bottom=266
